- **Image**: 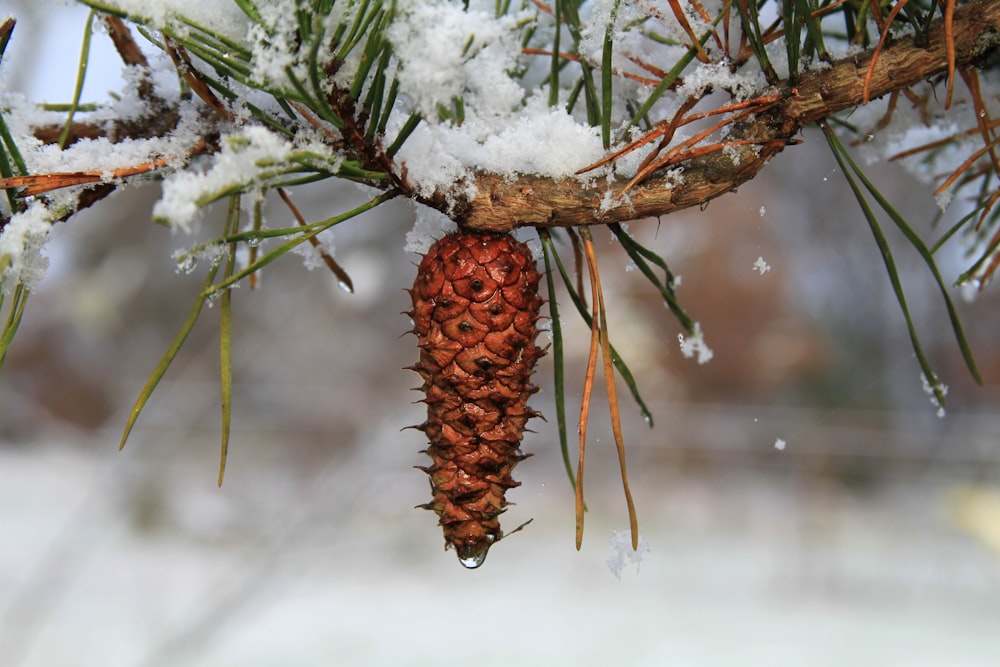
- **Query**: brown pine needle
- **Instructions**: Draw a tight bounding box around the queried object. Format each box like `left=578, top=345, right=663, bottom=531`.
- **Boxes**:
left=934, top=133, right=1000, bottom=197
left=889, top=118, right=1000, bottom=161
left=666, top=0, right=711, bottom=63
left=577, top=93, right=784, bottom=176
left=164, top=37, right=233, bottom=120
left=521, top=48, right=661, bottom=87
left=0, top=149, right=201, bottom=195
left=290, top=100, right=342, bottom=142
left=567, top=227, right=587, bottom=309
left=863, top=0, right=910, bottom=104
left=944, top=0, right=957, bottom=108
left=103, top=15, right=150, bottom=70
left=575, top=228, right=600, bottom=550
left=959, top=67, right=1000, bottom=179
left=976, top=186, right=1000, bottom=232
left=576, top=96, right=698, bottom=175
left=980, top=225, right=1000, bottom=282
left=581, top=227, right=639, bottom=550
left=277, top=187, right=354, bottom=292
left=685, top=0, right=724, bottom=50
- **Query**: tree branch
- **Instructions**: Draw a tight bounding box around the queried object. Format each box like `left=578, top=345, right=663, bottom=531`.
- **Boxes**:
left=456, top=0, right=1000, bottom=233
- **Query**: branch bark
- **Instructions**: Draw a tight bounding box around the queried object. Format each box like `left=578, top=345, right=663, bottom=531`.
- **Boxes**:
left=455, top=0, right=1000, bottom=233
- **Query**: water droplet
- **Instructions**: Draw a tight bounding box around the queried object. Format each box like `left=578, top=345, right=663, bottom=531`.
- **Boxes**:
left=454, top=535, right=495, bottom=569
left=177, top=256, right=196, bottom=274
left=458, top=551, right=488, bottom=569
left=246, top=235, right=263, bottom=248
left=336, top=279, right=353, bottom=294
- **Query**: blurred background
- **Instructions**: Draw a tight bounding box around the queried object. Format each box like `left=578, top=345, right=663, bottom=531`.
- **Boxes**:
left=2, top=2, right=1000, bottom=665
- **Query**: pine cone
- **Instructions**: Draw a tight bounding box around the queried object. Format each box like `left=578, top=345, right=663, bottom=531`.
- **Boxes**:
left=408, top=231, right=544, bottom=568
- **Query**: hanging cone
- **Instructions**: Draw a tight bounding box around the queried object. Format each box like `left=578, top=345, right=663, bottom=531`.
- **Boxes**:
left=408, top=230, right=544, bottom=568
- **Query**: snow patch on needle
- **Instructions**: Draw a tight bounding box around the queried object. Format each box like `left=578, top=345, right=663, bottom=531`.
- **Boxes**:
left=921, top=372, right=949, bottom=418
left=678, top=323, right=713, bottom=364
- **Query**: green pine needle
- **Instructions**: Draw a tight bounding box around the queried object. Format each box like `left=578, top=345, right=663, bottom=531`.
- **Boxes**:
left=539, top=230, right=577, bottom=493
left=824, top=122, right=982, bottom=386
left=119, top=254, right=223, bottom=452
left=57, top=10, right=95, bottom=149
left=217, top=196, right=239, bottom=486
left=821, top=121, right=957, bottom=411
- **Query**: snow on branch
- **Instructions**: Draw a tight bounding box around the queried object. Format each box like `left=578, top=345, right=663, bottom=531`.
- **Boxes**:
left=454, top=0, right=1000, bottom=232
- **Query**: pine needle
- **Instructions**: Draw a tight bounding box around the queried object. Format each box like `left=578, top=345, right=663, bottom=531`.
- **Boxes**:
left=217, top=198, right=240, bottom=486
left=581, top=227, right=639, bottom=550
left=119, top=255, right=223, bottom=451
left=57, top=10, right=95, bottom=149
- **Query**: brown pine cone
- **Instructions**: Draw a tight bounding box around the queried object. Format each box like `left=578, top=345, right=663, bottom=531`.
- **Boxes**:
left=408, top=231, right=544, bottom=568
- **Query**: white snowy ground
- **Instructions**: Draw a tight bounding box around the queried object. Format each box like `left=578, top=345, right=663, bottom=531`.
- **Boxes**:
left=2, top=408, right=1000, bottom=667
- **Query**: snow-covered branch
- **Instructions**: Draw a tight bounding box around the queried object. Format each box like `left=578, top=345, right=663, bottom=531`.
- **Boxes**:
left=454, top=0, right=1000, bottom=232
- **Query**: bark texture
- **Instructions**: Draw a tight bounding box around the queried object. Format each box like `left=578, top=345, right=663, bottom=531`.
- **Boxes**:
left=408, top=231, right=544, bottom=568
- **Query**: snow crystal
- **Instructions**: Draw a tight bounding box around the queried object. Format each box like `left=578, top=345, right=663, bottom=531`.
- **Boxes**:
left=94, top=0, right=250, bottom=41
left=0, top=203, right=53, bottom=297
left=153, top=125, right=298, bottom=230
left=247, top=2, right=302, bottom=89
left=387, top=1, right=527, bottom=120
left=678, top=323, right=713, bottom=364
left=753, top=256, right=771, bottom=275
left=920, top=373, right=949, bottom=418
left=578, top=0, right=647, bottom=65
left=774, top=438, right=787, bottom=451
left=606, top=529, right=651, bottom=580
left=677, top=61, right=766, bottom=102
left=394, top=94, right=607, bottom=199
left=935, top=190, right=953, bottom=212
left=405, top=203, right=456, bottom=255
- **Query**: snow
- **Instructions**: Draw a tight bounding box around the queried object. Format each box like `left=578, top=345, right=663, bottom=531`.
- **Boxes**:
left=91, top=0, right=250, bottom=41
left=393, top=93, right=608, bottom=200
left=677, top=61, right=767, bottom=102
left=921, top=373, right=949, bottom=419
left=404, top=203, right=457, bottom=255
left=0, top=202, right=53, bottom=296
left=606, top=529, right=652, bottom=580
left=152, top=125, right=333, bottom=230
left=753, top=256, right=772, bottom=274
left=246, top=2, right=302, bottom=89
left=4, top=435, right=1000, bottom=667
left=678, top=323, right=714, bottom=364
left=386, top=1, right=528, bottom=121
